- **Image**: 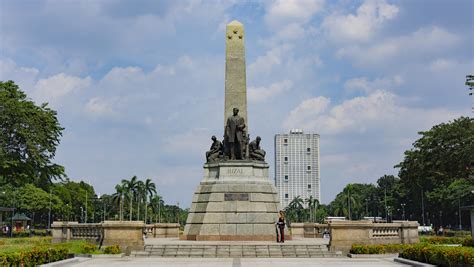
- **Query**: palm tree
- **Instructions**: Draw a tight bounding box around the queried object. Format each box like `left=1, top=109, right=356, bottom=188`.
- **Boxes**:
left=286, top=196, right=305, bottom=222
left=306, top=196, right=319, bottom=223
left=112, top=184, right=126, bottom=221
left=150, top=195, right=164, bottom=223
left=143, top=178, right=156, bottom=224
left=136, top=180, right=145, bottom=221
left=123, top=176, right=138, bottom=221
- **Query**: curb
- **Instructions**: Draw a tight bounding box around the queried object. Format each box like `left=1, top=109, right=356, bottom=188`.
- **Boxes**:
left=348, top=253, right=398, bottom=258
left=39, top=258, right=80, bottom=267
left=394, top=257, right=437, bottom=267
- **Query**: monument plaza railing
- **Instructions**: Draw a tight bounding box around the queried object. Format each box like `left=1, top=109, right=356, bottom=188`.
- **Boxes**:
left=145, top=223, right=180, bottom=238
left=52, top=221, right=169, bottom=253
left=290, top=223, right=329, bottom=238
left=327, top=220, right=419, bottom=252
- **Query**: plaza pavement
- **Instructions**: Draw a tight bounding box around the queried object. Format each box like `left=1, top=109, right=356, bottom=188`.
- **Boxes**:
left=52, top=257, right=407, bottom=266
left=49, top=238, right=408, bottom=266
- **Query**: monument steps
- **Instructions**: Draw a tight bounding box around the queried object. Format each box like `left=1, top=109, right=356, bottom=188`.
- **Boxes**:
left=130, top=244, right=344, bottom=258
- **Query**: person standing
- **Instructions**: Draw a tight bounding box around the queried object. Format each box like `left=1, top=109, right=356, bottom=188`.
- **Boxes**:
left=277, top=211, right=286, bottom=243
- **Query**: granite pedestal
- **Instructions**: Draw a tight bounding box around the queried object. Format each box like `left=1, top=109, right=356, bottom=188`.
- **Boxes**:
left=182, top=161, right=284, bottom=241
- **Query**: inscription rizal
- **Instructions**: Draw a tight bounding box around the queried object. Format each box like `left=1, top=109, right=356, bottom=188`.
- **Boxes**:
left=227, top=168, right=243, bottom=175
left=224, top=193, right=249, bottom=201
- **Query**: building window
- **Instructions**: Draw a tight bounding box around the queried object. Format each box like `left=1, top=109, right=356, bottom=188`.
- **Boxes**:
left=308, top=184, right=311, bottom=189
left=284, top=157, right=288, bottom=162
left=285, top=193, right=288, bottom=198
left=306, top=147, right=311, bottom=152
left=307, top=165, right=311, bottom=170
left=284, top=175, right=288, bottom=181
left=283, top=138, right=288, bottom=144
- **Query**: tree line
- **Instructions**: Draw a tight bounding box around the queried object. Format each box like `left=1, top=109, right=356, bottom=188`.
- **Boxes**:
left=284, top=116, right=473, bottom=229
left=0, top=81, right=187, bottom=228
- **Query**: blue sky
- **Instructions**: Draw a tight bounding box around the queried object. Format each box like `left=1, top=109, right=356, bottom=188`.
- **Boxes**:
left=1, top=0, right=472, bottom=206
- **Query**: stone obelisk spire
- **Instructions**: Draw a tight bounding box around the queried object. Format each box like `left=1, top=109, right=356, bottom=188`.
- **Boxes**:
left=224, top=20, right=247, bottom=131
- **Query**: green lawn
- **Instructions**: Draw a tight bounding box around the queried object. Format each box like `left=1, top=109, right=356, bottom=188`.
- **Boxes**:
left=0, top=236, right=101, bottom=254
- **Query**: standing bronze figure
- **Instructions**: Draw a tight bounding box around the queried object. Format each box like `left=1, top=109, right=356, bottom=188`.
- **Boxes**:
left=225, top=107, right=246, bottom=160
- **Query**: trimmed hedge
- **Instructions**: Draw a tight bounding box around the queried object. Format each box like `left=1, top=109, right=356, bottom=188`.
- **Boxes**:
left=0, top=246, right=69, bottom=266
left=103, top=244, right=121, bottom=254
left=401, top=244, right=473, bottom=267
left=421, top=236, right=473, bottom=246
left=350, top=243, right=474, bottom=267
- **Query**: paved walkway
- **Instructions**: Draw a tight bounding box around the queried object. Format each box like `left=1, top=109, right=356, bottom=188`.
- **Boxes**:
left=144, top=237, right=329, bottom=245
left=57, top=257, right=406, bottom=267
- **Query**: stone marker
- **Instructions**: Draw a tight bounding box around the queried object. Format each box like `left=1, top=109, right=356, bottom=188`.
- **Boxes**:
left=182, top=20, right=284, bottom=241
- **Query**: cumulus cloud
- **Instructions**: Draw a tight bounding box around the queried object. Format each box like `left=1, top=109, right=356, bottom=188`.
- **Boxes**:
left=322, top=0, right=399, bottom=43
left=33, top=73, right=91, bottom=105
left=344, top=76, right=404, bottom=94
left=248, top=79, right=293, bottom=103
left=283, top=90, right=461, bottom=135
left=264, top=0, right=324, bottom=28
left=336, top=26, right=461, bottom=67
left=84, top=97, right=117, bottom=116
left=248, top=44, right=292, bottom=76
left=0, top=59, right=39, bottom=90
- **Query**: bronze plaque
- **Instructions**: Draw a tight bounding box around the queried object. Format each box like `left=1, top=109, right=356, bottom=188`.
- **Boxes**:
left=224, top=193, right=249, bottom=201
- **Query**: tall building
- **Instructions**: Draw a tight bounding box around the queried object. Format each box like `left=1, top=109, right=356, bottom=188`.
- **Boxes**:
left=274, top=129, right=320, bottom=208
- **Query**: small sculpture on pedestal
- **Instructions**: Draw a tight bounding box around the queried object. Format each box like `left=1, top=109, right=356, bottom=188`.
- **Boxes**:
left=206, top=136, right=223, bottom=163
left=249, top=136, right=266, bottom=161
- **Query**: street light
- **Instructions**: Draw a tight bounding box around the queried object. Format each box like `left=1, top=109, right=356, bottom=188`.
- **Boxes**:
left=401, top=203, right=406, bottom=220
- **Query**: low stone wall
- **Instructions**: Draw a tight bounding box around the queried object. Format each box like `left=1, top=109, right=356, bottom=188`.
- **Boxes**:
left=328, top=220, right=419, bottom=252
left=52, top=221, right=145, bottom=252
left=291, top=223, right=328, bottom=238
left=145, top=223, right=180, bottom=238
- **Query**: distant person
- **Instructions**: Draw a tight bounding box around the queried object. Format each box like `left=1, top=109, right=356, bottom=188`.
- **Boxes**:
left=438, top=226, right=444, bottom=236
left=276, top=211, right=286, bottom=243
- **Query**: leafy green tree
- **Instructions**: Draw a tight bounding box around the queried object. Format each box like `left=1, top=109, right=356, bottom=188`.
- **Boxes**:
left=112, top=184, right=126, bottom=221
left=16, top=184, right=63, bottom=226
left=0, top=81, right=65, bottom=188
left=396, top=117, right=474, bottom=226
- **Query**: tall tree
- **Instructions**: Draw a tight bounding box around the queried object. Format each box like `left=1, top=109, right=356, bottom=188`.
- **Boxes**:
left=0, top=81, right=65, bottom=188
left=122, top=176, right=138, bottom=221
left=112, top=184, right=126, bottom=221
left=396, top=117, right=474, bottom=226
left=143, top=178, right=156, bottom=224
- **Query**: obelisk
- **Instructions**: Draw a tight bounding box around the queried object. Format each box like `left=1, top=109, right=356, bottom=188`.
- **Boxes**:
left=224, top=20, right=248, bottom=131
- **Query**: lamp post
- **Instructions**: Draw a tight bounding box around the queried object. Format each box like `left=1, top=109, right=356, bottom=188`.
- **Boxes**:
left=365, top=198, right=369, bottom=217
left=48, top=189, right=52, bottom=230
left=421, top=189, right=425, bottom=226
left=401, top=203, right=406, bottom=221
left=458, top=195, right=462, bottom=230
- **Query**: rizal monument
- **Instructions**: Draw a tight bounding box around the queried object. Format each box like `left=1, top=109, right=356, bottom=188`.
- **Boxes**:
left=181, top=20, right=282, bottom=241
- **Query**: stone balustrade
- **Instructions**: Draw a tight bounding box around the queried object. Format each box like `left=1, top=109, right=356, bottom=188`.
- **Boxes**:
left=145, top=223, right=180, bottom=238
left=290, top=223, right=329, bottom=238
left=52, top=221, right=146, bottom=253
left=328, top=220, right=419, bottom=252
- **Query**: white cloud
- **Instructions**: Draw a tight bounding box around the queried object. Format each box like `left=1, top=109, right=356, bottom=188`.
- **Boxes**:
left=283, top=90, right=462, bottom=135
left=429, top=58, right=456, bottom=72
left=265, top=0, right=324, bottom=28
left=33, top=73, right=91, bottom=105
left=322, top=0, right=399, bottom=43
left=344, top=76, right=403, bottom=93
left=336, top=26, right=461, bottom=67
left=84, top=97, right=117, bottom=116
left=248, top=79, right=293, bottom=102
left=0, top=59, right=39, bottom=90
left=277, top=23, right=306, bottom=40
left=248, top=44, right=292, bottom=76
left=283, top=96, right=330, bottom=129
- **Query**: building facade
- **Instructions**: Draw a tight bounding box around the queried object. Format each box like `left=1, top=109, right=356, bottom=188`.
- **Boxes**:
left=274, top=129, right=320, bottom=208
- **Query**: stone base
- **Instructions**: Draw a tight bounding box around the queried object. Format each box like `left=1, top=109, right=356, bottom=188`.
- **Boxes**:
left=183, top=161, right=289, bottom=241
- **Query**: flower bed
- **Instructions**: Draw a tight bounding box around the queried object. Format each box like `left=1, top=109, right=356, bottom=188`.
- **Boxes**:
left=400, top=244, right=473, bottom=267
left=350, top=243, right=474, bottom=267
left=0, top=246, right=69, bottom=266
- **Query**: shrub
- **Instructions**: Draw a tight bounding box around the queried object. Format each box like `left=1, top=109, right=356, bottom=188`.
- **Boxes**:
left=400, top=244, right=474, bottom=267
left=350, top=244, right=409, bottom=254
left=103, top=244, right=121, bottom=254
left=0, top=247, right=68, bottom=266
left=421, top=236, right=472, bottom=245
left=80, top=243, right=97, bottom=254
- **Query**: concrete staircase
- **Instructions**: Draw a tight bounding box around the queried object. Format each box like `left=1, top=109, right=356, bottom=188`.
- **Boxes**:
left=131, top=244, right=343, bottom=258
